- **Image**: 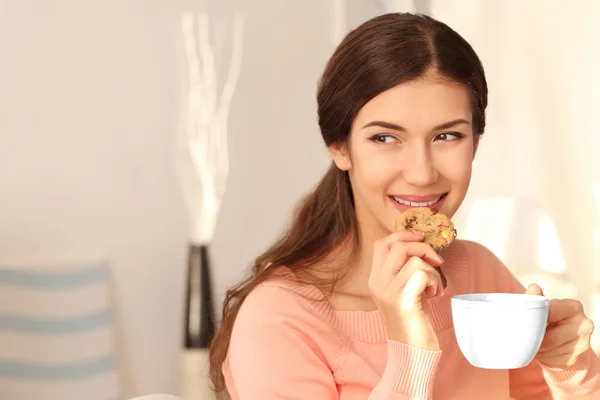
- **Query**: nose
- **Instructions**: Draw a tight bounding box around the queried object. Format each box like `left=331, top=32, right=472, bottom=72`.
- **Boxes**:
left=401, top=145, right=438, bottom=186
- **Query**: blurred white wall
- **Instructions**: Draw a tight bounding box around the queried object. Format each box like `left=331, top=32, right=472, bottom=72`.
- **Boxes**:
left=1, top=0, right=599, bottom=397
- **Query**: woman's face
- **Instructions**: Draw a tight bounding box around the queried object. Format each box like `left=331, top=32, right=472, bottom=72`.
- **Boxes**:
left=329, top=75, right=478, bottom=239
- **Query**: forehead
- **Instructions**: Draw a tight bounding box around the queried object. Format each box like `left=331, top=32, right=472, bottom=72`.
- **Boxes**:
left=354, top=77, right=472, bottom=130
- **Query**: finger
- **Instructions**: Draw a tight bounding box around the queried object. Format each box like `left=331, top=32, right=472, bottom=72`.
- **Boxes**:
left=390, top=257, right=442, bottom=298
left=380, top=241, right=443, bottom=277
left=526, top=283, right=544, bottom=296
left=380, top=231, right=426, bottom=251
left=536, top=336, right=587, bottom=362
left=538, top=318, right=591, bottom=352
left=372, top=232, right=426, bottom=275
left=401, top=264, right=443, bottom=301
left=547, top=299, right=585, bottom=325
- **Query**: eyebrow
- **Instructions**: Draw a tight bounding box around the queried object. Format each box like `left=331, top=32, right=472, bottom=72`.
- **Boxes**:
left=362, top=118, right=471, bottom=131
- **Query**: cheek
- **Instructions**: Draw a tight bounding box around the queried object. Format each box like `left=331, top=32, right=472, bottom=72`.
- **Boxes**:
left=436, top=147, right=473, bottom=189
left=445, top=158, right=472, bottom=183
left=351, top=149, right=399, bottom=190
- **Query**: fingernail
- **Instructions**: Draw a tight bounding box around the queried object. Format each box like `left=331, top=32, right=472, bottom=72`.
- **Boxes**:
left=437, top=254, right=444, bottom=263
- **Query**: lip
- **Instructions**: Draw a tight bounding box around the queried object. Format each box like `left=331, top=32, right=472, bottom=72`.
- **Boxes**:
left=390, top=193, right=448, bottom=212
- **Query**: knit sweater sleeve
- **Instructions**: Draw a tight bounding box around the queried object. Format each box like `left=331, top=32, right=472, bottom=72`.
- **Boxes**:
left=371, top=340, right=442, bottom=399
left=223, top=282, right=442, bottom=399
left=471, top=242, right=600, bottom=399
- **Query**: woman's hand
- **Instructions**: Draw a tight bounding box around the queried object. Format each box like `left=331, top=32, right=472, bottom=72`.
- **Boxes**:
left=527, top=284, right=596, bottom=369
left=368, top=231, right=445, bottom=351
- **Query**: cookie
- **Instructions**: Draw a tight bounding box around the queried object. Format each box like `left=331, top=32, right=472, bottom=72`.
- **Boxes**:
left=395, top=207, right=457, bottom=252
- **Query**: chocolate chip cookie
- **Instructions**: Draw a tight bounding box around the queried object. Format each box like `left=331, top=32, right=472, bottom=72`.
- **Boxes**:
left=395, top=207, right=457, bottom=252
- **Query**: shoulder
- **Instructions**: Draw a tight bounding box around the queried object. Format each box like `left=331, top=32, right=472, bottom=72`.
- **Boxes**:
left=223, top=273, right=344, bottom=398
left=237, top=278, right=324, bottom=322
left=226, top=273, right=346, bottom=374
left=232, top=272, right=344, bottom=343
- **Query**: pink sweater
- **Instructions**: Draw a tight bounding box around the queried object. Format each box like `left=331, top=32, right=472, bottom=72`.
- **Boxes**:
left=223, top=240, right=600, bottom=399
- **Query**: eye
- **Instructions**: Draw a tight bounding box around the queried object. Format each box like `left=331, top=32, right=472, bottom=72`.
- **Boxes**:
left=369, top=134, right=398, bottom=144
left=435, top=132, right=465, bottom=142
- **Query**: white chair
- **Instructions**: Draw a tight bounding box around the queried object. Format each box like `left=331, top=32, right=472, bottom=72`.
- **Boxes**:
left=0, top=261, right=121, bottom=400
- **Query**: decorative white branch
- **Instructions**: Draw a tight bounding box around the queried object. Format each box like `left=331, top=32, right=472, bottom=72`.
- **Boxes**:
left=331, top=0, right=347, bottom=46
left=176, top=12, right=244, bottom=245
left=376, top=0, right=418, bottom=14
left=332, top=1, right=423, bottom=47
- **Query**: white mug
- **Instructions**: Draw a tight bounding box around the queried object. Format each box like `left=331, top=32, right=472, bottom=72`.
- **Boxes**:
left=451, top=293, right=549, bottom=369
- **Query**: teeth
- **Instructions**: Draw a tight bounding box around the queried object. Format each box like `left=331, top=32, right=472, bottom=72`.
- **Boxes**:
left=393, top=196, right=441, bottom=207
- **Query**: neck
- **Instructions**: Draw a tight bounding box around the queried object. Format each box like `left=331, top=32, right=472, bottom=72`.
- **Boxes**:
left=334, top=213, right=389, bottom=297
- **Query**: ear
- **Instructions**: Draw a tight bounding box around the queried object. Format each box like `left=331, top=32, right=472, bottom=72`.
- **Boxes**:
left=328, top=141, right=352, bottom=171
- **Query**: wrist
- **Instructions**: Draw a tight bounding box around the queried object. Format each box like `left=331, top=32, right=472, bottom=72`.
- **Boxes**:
left=382, top=312, right=440, bottom=351
left=387, top=332, right=440, bottom=351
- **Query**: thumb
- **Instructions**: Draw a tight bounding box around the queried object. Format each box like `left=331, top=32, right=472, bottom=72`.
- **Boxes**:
left=526, top=283, right=544, bottom=296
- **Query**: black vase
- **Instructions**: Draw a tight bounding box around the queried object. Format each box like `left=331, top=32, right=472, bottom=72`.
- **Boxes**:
left=184, top=243, right=216, bottom=349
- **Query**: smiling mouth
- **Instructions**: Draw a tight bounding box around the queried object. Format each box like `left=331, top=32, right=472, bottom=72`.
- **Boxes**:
left=391, top=193, right=448, bottom=207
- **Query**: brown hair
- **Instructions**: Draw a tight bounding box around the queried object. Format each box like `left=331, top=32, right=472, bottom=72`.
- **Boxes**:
left=209, top=12, right=488, bottom=397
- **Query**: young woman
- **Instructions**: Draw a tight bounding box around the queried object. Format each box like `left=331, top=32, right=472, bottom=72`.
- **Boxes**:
left=208, top=13, right=600, bottom=399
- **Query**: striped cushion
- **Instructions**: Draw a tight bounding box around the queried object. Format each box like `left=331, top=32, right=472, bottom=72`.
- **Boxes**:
left=0, top=263, right=121, bottom=400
